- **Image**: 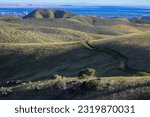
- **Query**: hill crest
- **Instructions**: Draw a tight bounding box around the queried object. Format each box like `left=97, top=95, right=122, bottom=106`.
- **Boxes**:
left=23, top=9, right=76, bottom=19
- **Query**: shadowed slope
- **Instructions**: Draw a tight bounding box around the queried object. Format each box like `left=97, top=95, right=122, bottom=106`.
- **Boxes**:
left=131, top=16, right=150, bottom=24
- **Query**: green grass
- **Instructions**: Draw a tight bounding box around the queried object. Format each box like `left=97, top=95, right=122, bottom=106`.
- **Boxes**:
left=0, top=76, right=150, bottom=100
left=0, top=17, right=150, bottom=81
left=0, top=22, right=109, bottom=43
left=89, top=31, right=150, bottom=73
left=0, top=14, right=150, bottom=99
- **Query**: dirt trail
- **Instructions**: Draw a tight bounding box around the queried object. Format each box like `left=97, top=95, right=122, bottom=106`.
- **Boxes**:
left=84, top=41, right=150, bottom=76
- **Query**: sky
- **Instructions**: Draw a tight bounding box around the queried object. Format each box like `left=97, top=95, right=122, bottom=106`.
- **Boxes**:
left=0, top=0, right=150, bottom=6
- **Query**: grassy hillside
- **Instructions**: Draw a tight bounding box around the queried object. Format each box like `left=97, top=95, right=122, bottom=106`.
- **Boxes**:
left=0, top=10, right=150, bottom=99
left=4, top=18, right=131, bottom=35
left=23, top=9, right=76, bottom=19
left=89, top=32, right=150, bottom=72
left=1, top=31, right=149, bottom=82
left=0, top=77, right=150, bottom=100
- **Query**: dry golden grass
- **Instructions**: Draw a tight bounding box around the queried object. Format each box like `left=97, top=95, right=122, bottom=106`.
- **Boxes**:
left=0, top=76, right=150, bottom=100
left=0, top=14, right=150, bottom=100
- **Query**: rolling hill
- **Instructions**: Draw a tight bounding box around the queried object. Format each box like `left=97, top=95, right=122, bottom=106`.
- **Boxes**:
left=0, top=9, right=150, bottom=99
left=131, top=16, right=150, bottom=24
left=23, top=9, right=76, bottom=19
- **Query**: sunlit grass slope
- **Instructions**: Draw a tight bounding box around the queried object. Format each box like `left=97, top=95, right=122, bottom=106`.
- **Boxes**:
left=0, top=11, right=150, bottom=99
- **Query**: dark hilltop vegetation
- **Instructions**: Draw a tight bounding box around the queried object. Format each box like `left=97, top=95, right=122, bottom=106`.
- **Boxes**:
left=23, top=9, right=76, bottom=19
left=0, top=9, right=150, bottom=100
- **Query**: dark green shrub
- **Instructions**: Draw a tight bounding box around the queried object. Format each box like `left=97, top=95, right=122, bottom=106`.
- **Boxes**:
left=78, top=68, right=96, bottom=79
left=53, top=80, right=66, bottom=90
left=51, top=74, right=63, bottom=79
left=0, top=87, right=12, bottom=97
left=35, top=86, right=40, bottom=92
left=82, top=80, right=102, bottom=91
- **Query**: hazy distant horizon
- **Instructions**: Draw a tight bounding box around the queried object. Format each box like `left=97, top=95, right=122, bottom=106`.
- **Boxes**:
left=1, top=5, right=150, bottom=18
left=0, top=0, right=150, bottom=7
left=1, top=3, right=150, bottom=8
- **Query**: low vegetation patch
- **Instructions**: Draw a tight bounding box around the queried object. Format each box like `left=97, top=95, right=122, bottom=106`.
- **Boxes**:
left=0, top=87, right=13, bottom=97
left=0, top=77, right=150, bottom=99
left=78, top=68, right=96, bottom=79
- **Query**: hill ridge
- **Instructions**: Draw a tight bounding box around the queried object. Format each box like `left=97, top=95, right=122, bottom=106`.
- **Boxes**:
left=23, top=9, right=76, bottom=19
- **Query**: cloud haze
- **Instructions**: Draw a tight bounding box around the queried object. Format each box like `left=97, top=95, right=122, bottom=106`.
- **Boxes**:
left=0, top=0, right=150, bottom=6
